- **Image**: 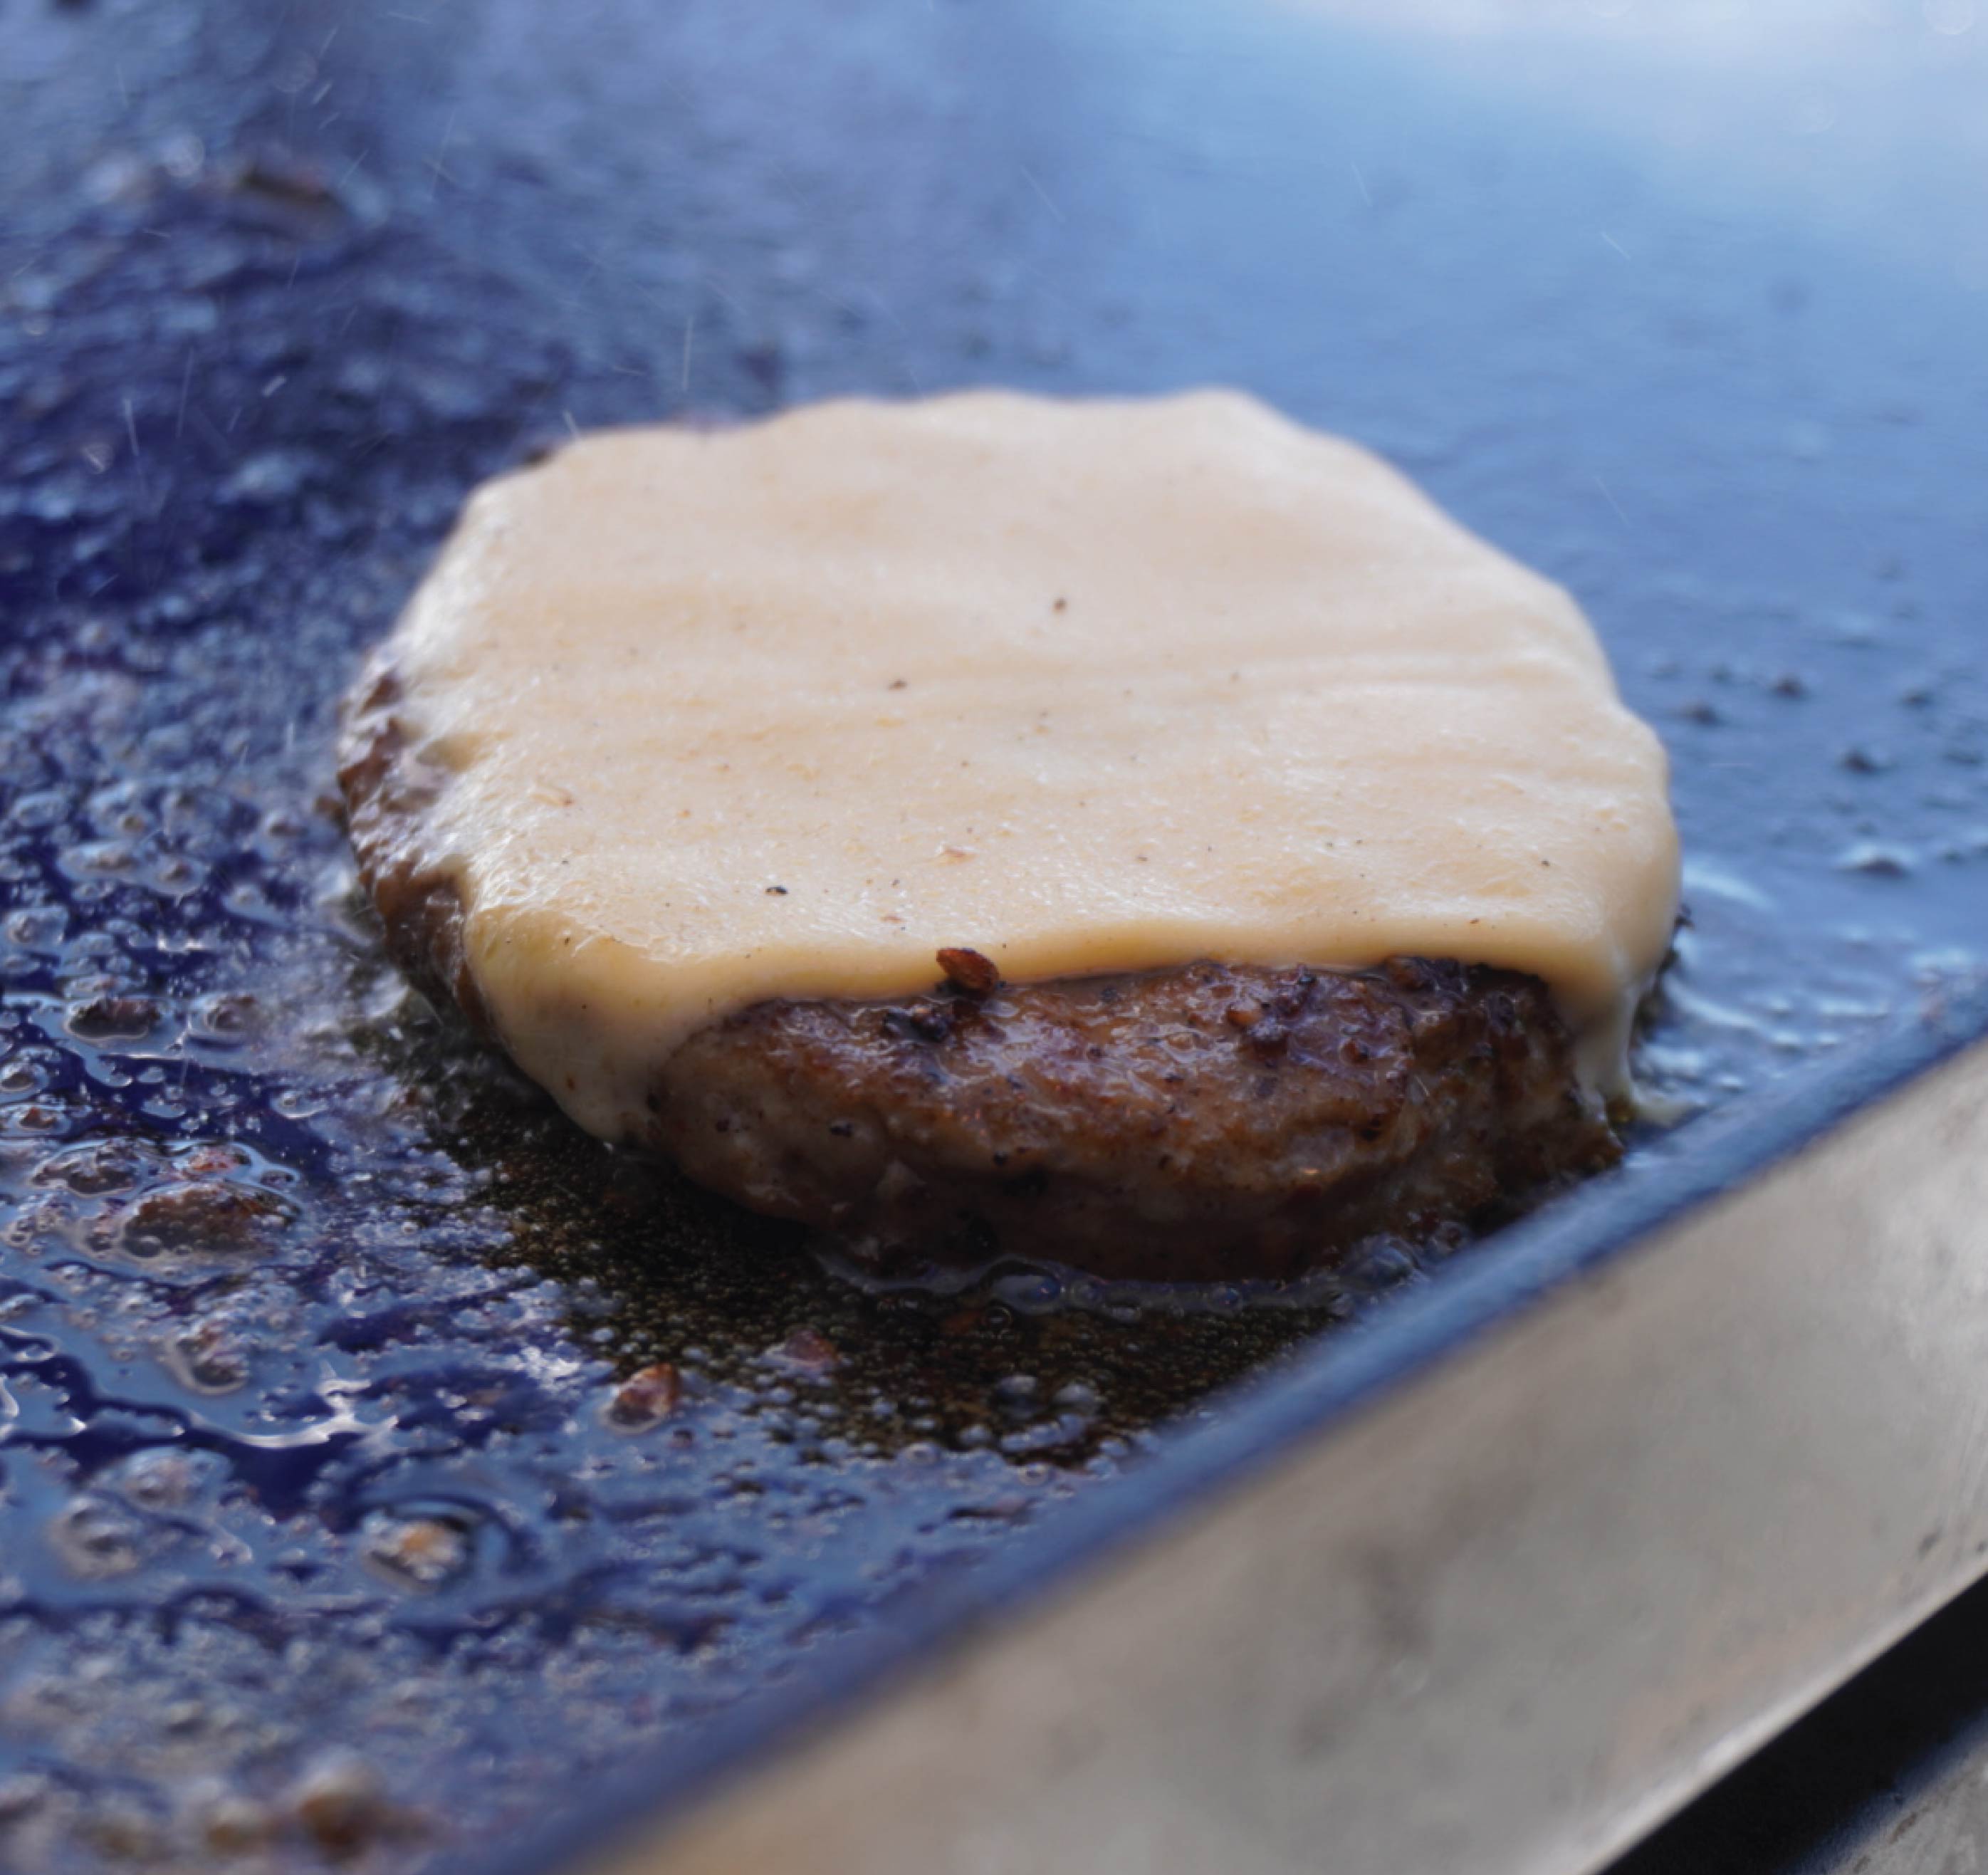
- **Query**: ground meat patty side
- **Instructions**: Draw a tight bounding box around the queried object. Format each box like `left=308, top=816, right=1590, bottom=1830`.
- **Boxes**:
left=338, top=651, right=495, bottom=1036
left=649, top=958, right=1620, bottom=1283
left=340, top=657, right=1622, bottom=1283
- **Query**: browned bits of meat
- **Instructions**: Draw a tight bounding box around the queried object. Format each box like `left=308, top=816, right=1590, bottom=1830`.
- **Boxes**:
left=162, top=1316, right=253, bottom=1394
left=80, top=1802, right=166, bottom=1861
left=336, top=652, right=496, bottom=1035
left=48, top=1495, right=145, bottom=1579
left=936, top=946, right=1002, bottom=996
left=176, top=1142, right=251, bottom=1177
left=190, top=1787, right=276, bottom=1856
left=110, top=1181, right=291, bottom=1258
left=882, top=1004, right=952, bottom=1045
left=650, top=959, right=1619, bottom=1283
left=287, top=1752, right=419, bottom=1858
left=360, top=1513, right=469, bottom=1591
left=769, top=1327, right=841, bottom=1374
left=189, top=989, right=262, bottom=1043
left=66, top=995, right=159, bottom=1040
left=219, top=150, right=343, bottom=215
left=605, top=1362, right=682, bottom=1430
left=33, top=1137, right=160, bottom=1195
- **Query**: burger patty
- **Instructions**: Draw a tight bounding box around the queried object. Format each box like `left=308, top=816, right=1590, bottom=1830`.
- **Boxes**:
left=652, top=956, right=1618, bottom=1283
left=340, top=680, right=1621, bottom=1283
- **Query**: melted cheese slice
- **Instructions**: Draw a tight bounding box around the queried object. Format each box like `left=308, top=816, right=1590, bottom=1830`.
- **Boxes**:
left=377, top=390, right=1679, bottom=1141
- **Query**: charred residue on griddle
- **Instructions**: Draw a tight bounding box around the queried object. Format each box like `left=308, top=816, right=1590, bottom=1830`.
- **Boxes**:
left=422, top=1046, right=1355, bottom=1471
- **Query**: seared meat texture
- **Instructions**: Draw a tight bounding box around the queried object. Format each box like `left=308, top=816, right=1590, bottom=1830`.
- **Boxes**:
left=649, top=957, right=1618, bottom=1283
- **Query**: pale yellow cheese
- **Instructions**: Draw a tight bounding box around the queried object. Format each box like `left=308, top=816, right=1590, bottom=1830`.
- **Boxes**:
left=377, top=390, right=1679, bottom=1142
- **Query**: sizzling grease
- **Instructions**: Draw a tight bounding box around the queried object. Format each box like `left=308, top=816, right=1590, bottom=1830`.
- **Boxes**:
left=372, top=390, right=1680, bottom=1138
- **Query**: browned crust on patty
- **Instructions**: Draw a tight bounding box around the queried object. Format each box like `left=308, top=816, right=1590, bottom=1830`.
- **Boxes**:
left=339, top=654, right=1621, bottom=1283
left=338, top=652, right=493, bottom=1035
left=652, top=959, right=1617, bottom=1282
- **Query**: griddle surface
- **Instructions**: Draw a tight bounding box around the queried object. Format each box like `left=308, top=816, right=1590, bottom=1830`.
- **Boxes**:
left=1, top=1, right=1985, bottom=1868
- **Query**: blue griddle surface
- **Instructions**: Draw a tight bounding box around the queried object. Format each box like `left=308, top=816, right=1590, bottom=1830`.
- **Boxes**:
left=1, top=2, right=1985, bottom=1869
